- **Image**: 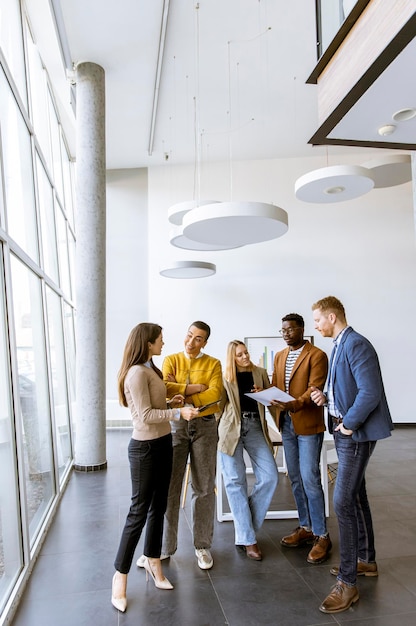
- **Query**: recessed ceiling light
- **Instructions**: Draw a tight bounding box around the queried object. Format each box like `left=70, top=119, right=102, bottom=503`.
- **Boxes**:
left=392, top=108, right=416, bottom=122
left=378, top=124, right=396, bottom=136
left=324, top=186, right=345, bottom=195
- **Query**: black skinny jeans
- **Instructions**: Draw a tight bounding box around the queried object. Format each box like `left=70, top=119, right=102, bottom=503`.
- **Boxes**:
left=114, top=433, right=173, bottom=573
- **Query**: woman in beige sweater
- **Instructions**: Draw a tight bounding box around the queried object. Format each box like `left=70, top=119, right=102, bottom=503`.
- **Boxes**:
left=111, top=323, right=199, bottom=612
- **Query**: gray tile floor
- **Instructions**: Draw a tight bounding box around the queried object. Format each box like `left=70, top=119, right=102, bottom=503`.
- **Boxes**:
left=11, top=426, right=416, bottom=626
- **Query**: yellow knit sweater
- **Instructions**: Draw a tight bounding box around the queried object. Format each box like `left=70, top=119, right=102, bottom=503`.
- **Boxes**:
left=163, top=352, right=223, bottom=416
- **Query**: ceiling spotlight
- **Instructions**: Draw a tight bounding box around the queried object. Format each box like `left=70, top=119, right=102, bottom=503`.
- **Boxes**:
left=324, top=186, right=345, bottom=195
left=392, top=108, right=416, bottom=122
left=378, top=124, right=396, bottom=136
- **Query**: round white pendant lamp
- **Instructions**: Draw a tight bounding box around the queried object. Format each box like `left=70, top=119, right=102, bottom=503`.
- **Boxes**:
left=169, top=224, right=243, bottom=251
left=168, top=200, right=219, bottom=225
left=295, top=165, right=374, bottom=203
left=360, top=154, right=411, bottom=188
left=159, top=260, right=216, bottom=279
left=182, top=202, right=288, bottom=248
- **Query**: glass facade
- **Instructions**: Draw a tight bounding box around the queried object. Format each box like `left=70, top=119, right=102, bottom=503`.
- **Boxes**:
left=316, top=0, right=359, bottom=58
left=0, top=0, right=76, bottom=618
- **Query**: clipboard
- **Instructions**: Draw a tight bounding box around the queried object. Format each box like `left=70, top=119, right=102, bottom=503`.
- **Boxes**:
left=198, top=400, right=220, bottom=412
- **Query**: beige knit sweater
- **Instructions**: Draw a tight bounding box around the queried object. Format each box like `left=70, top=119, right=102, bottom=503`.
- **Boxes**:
left=125, top=364, right=177, bottom=441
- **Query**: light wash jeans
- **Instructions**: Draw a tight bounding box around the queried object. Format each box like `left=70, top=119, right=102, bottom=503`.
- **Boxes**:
left=281, top=413, right=327, bottom=537
left=162, top=415, right=218, bottom=555
left=333, top=429, right=376, bottom=586
left=220, top=416, right=278, bottom=546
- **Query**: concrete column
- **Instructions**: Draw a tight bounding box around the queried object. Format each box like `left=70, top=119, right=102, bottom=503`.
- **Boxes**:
left=74, top=62, right=107, bottom=471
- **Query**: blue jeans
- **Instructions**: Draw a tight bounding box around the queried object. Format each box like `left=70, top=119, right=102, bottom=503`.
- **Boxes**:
left=281, top=414, right=327, bottom=536
left=114, top=433, right=173, bottom=573
left=162, top=415, right=218, bottom=555
left=220, top=416, right=278, bottom=545
left=333, top=430, right=376, bottom=586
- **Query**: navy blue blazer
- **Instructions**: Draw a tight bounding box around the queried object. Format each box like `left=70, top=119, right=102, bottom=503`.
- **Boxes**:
left=329, top=327, right=393, bottom=442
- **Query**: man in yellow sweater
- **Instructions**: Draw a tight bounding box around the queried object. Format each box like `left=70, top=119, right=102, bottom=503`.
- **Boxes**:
left=161, top=321, right=223, bottom=569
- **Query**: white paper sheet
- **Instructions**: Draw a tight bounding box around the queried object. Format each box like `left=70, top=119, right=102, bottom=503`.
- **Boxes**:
left=245, top=386, right=295, bottom=406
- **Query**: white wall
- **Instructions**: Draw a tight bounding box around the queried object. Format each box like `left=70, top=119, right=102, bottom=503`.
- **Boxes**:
left=143, top=151, right=416, bottom=424
left=106, top=168, right=148, bottom=421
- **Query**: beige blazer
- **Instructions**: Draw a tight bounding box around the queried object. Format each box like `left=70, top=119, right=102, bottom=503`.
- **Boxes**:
left=218, top=366, right=276, bottom=456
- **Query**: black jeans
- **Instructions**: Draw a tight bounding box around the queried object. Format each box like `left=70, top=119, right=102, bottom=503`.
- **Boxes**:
left=114, top=433, right=173, bottom=573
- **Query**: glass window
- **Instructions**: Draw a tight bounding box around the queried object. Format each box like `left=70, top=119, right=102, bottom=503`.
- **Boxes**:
left=36, top=153, right=59, bottom=283
left=63, top=302, right=76, bottom=428
left=0, top=0, right=28, bottom=107
left=56, top=203, right=71, bottom=297
left=48, top=90, right=64, bottom=204
left=62, top=139, right=75, bottom=229
left=0, top=1, right=77, bottom=619
left=10, top=255, right=55, bottom=545
left=317, top=0, right=359, bottom=58
left=45, top=287, right=72, bottom=480
left=25, top=20, right=52, bottom=171
left=0, top=252, right=23, bottom=614
left=67, top=228, right=75, bottom=302
left=0, top=66, right=38, bottom=262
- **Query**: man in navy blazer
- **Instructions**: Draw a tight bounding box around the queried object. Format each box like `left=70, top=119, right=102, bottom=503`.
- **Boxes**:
left=311, top=296, right=393, bottom=615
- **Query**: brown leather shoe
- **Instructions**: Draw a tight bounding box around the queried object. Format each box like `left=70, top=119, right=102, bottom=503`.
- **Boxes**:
left=330, top=560, right=378, bottom=577
left=280, top=527, right=314, bottom=548
left=245, top=543, right=262, bottom=561
left=307, top=535, right=332, bottom=564
left=319, top=581, right=359, bottom=613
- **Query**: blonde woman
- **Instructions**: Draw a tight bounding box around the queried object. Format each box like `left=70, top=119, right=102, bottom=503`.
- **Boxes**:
left=218, top=340, right=278, bottom=560
left=111, top=323, right=199, bottom=612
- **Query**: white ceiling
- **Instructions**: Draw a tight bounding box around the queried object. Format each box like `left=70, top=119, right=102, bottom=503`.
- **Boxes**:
left=56, top=0, right=415, bottom=170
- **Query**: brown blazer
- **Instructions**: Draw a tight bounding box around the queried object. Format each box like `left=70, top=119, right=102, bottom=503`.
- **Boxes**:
left=271, top=341, right=328, bottom=435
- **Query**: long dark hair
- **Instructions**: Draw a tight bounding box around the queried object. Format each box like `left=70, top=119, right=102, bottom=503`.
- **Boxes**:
left=117, top=323, right=163, bottom=406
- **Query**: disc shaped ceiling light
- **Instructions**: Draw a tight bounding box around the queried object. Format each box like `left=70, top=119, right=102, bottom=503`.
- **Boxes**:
left=168, top=200, right=219, bottom=225
left=159, top=260, right=216, bottom=279
left=182, top=202, right=288, bottom=248
left=360, top=154, right=411, bottom=188
left=295, top=165, right=374, bottom=203
left=169, top=224, right=243, bottom=251
left=168, top=200, right=242, bottom=250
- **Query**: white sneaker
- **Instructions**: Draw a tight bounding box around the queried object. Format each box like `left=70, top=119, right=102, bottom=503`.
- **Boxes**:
left=136, top=554, right=169, bottom=567
left=195, top=548, right=213, bottom=570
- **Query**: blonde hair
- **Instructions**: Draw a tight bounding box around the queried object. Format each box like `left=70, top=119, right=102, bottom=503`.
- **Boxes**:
left=312, top=296, right=347, bottom=322
left=224, top=340, right=254, bottom=383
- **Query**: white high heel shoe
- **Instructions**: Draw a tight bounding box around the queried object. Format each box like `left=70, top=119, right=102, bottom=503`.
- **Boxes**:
left=143, top=557, right=173, bottom=590
left=111, top=572, right=127, bottom=612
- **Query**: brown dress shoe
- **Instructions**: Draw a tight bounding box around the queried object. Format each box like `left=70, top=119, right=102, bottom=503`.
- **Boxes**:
left=330, top=560, right=378, bottom=577
left=280, top=527, right=314, bottom=548
left=307, top=535, right=332, bottom=564
left=245, top=543, right=262, bottom=561
left=319, top=581, right=359, bottom=614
